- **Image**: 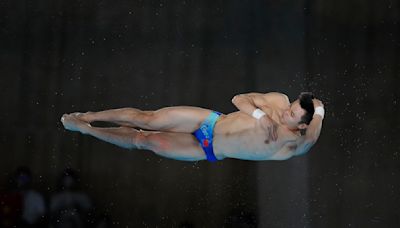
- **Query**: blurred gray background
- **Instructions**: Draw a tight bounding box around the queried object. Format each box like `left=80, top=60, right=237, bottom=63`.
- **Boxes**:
left=0, top=0, right=399, bottom=227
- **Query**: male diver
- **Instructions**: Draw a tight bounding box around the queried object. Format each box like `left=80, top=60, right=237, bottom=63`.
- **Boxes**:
left=61, top=92, right=324, bottom=162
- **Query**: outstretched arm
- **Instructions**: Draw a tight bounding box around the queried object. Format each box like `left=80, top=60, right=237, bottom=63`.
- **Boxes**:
left=294, top=99, right=324, bottom=156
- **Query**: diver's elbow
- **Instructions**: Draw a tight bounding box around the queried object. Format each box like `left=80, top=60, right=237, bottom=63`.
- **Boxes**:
left=305, top=137, right=318, bottom=145
left=231, top=94, right=243, bottom=103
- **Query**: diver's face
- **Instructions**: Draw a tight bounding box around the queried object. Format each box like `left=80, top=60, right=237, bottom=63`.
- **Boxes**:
left=281, top=100, right=307, bottom=130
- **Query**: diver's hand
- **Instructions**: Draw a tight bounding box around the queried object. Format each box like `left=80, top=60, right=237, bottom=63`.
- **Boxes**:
left=312, top=99, right=325, bottom=120
left=313, top=99, right=324, bottom=108
left=259, top=115, right=278, bottom=141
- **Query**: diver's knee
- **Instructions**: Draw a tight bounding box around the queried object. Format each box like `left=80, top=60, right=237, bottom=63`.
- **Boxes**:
left=132, top=131, right=149, bottom=150
left=141, top=111, right=156, bottom=126
left=133, top=131, right=162, bottom=151
left=143, top=111, right=167, bottom=129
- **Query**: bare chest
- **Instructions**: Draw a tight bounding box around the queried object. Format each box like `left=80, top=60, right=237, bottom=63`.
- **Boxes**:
left=213, top=112, right=299, bottom=160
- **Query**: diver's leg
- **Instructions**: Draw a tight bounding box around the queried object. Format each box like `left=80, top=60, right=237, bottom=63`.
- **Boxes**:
left=61, top=114, right=141, bottom=149
left=71, top=106, right=217, bottom=133
left=61, top=114, right=211, bottom=161
left=71, top=108, right=149, bottom=128
left=139, top=131, right=209, bottom=161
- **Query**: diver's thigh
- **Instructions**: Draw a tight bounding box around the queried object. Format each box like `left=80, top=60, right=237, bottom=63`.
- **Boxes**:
left=145, top=132, right=206, bottom=161
left=152, top=106, right=214, bottom=132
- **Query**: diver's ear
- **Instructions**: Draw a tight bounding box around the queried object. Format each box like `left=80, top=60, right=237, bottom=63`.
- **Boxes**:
left=298, top=123, right=308, bottom=130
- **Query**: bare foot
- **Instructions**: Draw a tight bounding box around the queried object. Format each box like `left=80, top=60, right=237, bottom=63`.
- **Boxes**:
left=69, top=112, right=93, bottom=123
left=61, top=114, right=91, bottom=134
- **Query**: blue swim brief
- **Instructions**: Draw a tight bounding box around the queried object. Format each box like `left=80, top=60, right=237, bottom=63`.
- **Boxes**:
left=192, top=111, right=222, bottom=162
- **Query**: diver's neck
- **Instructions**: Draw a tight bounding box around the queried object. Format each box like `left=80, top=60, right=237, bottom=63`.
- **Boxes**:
left=282, top=124, right=301, bottom=136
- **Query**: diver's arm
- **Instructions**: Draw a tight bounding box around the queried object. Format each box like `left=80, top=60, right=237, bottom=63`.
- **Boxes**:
left=232, top=92, right=283, bottom=141
left=294, top=100, right=324, bottom=156
left=232, top=93, right=278, bottom=141
left=304, top=100, right=324, bottom=142
left=304, top=115, right=323, bottom=142
left=231, top=93, right=269, bottom=116
left=293, top=117, right=323, bottom=156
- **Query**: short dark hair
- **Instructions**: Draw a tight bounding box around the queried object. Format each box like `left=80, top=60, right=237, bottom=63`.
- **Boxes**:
left=298, top=92, right=315, bottom=125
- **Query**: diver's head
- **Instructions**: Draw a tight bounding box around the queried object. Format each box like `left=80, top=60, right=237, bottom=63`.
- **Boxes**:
left=281, top=92, right=315, bottom=131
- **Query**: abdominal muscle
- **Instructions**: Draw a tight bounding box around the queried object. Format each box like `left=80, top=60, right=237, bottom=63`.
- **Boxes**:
left=212, top=111, right=296, bottom=161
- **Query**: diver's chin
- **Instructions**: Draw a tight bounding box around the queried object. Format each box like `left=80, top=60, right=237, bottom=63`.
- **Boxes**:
left=282, top=123, right=297, bottom=131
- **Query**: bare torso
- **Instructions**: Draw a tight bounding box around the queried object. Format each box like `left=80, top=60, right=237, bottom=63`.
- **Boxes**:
left=212, top=95, right=302, bottom=161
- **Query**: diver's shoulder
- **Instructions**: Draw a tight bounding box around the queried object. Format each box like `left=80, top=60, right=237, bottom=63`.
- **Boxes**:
left=263, top=91, right=289, bottom=100
left=262, top=92, right=290, bottom=107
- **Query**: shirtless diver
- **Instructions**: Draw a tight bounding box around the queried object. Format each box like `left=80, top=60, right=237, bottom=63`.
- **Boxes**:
left=61, top=92, right=324, bottom=162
